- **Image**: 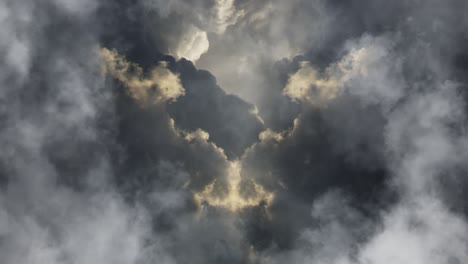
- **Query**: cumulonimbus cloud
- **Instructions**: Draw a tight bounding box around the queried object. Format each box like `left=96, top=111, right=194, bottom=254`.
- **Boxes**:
left=3, top=0, right=468, bottom=263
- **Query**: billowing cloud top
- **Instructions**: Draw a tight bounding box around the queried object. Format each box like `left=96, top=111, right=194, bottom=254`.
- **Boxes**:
left=1, top=0, right=468, bottom=263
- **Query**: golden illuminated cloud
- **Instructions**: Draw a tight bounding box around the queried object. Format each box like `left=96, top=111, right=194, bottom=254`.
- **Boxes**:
left=178, top=128, right=273, bottom=213
left=284, top=61, right=340, bottom=106
left=194, top=160, right=273, bottom=212
left=257, top=118, right=301, bottom=144
left=284, top=46, right=378, bottom=106
left=100, top=48, right=184, bottom=106
left=258, top=129, right=285, bottom=142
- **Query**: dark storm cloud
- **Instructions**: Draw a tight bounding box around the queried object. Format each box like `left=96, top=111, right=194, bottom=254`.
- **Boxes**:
left=239, top=101, right=391, bottom=250
left=0, top=0, right=257, bottom=262
left=0, top=1, right=157, bottom=263
left=244, top=5, right=468, bottom=259
left=2, top=0, right=468, bottom=263
left=97, top=13, right=272, bottom=260
left=97, top=0, right=265, bottom=158
left=166, top=58, right=264, bottom=158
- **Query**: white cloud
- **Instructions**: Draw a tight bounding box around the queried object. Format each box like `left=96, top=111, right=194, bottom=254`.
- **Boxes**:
left=171, top=26, right=209, bottom=62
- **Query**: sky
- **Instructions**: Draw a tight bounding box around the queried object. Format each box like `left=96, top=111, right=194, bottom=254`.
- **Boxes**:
left=1, top=0, right=468, bottom=263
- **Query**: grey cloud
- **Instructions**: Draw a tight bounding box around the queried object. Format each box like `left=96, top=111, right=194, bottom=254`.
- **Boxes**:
left=0, top=1, right=156, bottom=264
left=3, top=0, right=468, bottom=263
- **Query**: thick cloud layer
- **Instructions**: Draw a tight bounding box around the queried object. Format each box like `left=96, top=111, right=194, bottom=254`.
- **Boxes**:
left=1, top=0, right=468, bottom=263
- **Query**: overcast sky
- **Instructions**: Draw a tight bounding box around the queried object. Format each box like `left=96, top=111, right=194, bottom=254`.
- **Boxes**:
left=1, top=0, right=468, bottom=263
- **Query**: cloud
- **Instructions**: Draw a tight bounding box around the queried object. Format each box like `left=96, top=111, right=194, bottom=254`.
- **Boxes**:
left=100, top=48, right=184, bottom=106
left=359, top=197, right=468, bottom=264
left=2, top=0, right=468, bottom=263
left=194, top=160, right=274, bottom=212
left=0, top=1, right=157, bottom=263
left=284, top=61, right=340, bottom=106
left=165, top=58, right=264, bottom=158
left=284, top=35, right=405, bottom=108
left=170, top=25, right=209, bottom=62
left=212, top=0, right=243, bottom=34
